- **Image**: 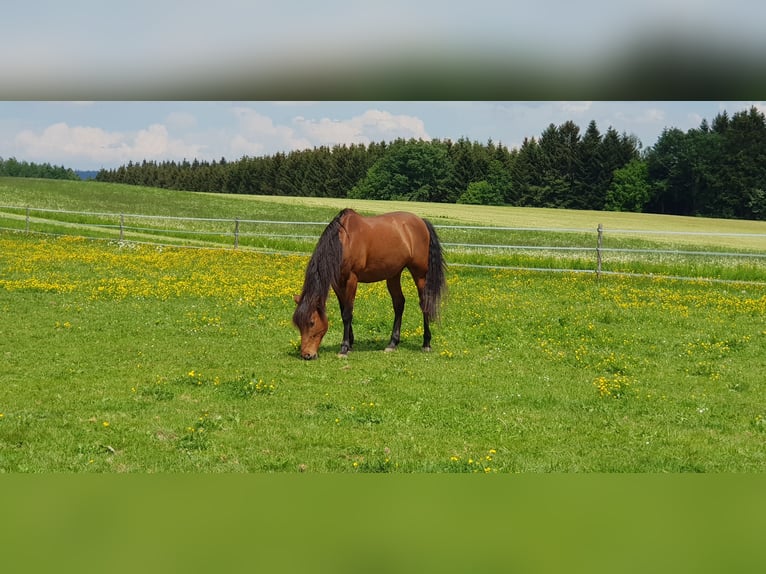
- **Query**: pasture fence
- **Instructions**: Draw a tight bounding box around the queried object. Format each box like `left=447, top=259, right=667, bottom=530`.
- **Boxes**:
left=2, top=205, right=766, bottom=285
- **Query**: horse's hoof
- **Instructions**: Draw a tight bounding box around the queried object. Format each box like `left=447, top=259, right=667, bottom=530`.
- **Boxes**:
left=384, top=346, right=397, bottom=353
left=422, top=346, right=432, bottom=353
left=337, top=352, right=349, bottom=359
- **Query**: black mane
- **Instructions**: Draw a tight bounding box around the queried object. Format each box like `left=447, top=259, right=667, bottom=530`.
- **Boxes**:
left=292, top=209, right=348, bottom=328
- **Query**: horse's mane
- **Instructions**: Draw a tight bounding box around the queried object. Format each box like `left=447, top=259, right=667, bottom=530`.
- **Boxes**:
left=292, top=209, right=349, bottom=328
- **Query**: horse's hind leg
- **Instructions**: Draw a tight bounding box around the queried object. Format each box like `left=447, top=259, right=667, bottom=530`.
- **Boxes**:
left=421, top=315, right=432, bottom=352
left=385, top=274, right=405, bottom=351
left=413, top=274, right=432, bottom=352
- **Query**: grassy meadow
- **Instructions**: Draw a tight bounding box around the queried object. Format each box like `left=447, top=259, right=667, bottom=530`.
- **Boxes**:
left=3, top=177, right=766, bottom=282
left=1, top=177, right=766, bottom=472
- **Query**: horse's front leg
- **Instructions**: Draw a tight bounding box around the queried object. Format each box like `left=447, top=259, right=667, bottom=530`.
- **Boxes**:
left=385, top=274, right=405, bottom=352
left=335, top=276, right=358, bottom=357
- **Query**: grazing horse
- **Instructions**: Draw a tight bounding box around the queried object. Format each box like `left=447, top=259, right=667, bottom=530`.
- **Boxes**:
left=292, top=208, right=447, bottom=360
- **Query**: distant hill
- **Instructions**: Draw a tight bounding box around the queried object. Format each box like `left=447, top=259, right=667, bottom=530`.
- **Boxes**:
left=75, top=170, right=99, bottom=180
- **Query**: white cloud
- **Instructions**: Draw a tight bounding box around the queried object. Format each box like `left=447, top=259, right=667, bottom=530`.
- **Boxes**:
left=615, top=107, right=665, bottom=124
left=229, top=135, right=265, bottom=158
left=558, top=101, right=593, bottom=114
left=687, top=112, right=705, bottom=127
left=229, top=107, right=429, bottom=156
left=731, top=101, right=766, bottom=117
left=293, top=115, right=364, bottom=144
left=14, top=121, right=203, bottom=167
left=15, top=123, right=126, bottom=158
left=292, top=109, right=431, bottom=146
left=640, top=108, right=665, bottom=123
left=231, top=107, right=312, bottom=155
left=134, top=124, right=198, bottom=158
left=9, top=106, right=433, bottom=168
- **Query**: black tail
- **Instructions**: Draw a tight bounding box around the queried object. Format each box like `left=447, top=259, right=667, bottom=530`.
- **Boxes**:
left=423, top=219, right=447, bottom=321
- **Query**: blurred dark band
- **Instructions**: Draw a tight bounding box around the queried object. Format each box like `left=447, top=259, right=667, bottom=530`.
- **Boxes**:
left=2, top=39, right=763, bottom=100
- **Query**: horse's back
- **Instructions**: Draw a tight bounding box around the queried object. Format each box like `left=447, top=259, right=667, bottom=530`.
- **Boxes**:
left=342, top=211, right=430, bottom=281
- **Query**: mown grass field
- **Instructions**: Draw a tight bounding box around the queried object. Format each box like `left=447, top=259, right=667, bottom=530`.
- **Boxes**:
left=1, top=177, right=766, bottom=472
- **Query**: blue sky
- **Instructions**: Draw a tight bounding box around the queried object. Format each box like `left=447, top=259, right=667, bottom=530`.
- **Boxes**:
left=0, top=101, right=763, bottom=170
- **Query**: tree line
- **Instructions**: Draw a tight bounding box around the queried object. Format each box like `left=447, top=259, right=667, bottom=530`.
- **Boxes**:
left=0, top=157, right=79, bottom=180
left=91, top=107, right=766, bottom=221
left=643, top=107, right=766, bottom=219
left=95, top=127, right=641, bottom=210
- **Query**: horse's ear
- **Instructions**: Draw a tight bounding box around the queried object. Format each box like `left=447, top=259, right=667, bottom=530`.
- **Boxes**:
left=293, top=294, right=301, bottom=305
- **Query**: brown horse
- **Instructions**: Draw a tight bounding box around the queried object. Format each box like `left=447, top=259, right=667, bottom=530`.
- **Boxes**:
left=292, top=208, right=447, bottom=360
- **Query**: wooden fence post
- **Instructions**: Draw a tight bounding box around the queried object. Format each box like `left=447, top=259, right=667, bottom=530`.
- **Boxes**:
left=119, top=213, right=124, bottom=241
left=234, top=218, right=240, bottom=249
left=596, top=223, right=603, bottom=279
left=25, top=206, right=30, bottom=234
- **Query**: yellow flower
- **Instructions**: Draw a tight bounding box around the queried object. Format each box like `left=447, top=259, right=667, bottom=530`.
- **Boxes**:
left=102, top=421, right=110, bottom=427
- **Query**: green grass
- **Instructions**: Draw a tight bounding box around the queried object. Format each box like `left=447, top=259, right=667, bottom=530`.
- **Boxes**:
left=2, top=229, right=765, bottom=472
left=2, top=177, right=765, bottom=281
left=0, top=177, right=343, bottom=223
left=1, top=177, right=766, bottom=472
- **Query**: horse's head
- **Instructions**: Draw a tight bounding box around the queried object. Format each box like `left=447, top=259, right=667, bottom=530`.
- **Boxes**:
left=292, top=294, right=329, bottom=360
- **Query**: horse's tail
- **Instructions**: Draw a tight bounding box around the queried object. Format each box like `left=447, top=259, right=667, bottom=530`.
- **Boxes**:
left=423, top=218, right=447, bottom=322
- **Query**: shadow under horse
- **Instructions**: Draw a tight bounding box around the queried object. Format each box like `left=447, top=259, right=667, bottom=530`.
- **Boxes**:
left=292, top=208, right=447, bottom=360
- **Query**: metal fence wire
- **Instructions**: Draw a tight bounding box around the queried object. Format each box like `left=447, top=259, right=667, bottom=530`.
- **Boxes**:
left=2, top=205, right=766, bottom=285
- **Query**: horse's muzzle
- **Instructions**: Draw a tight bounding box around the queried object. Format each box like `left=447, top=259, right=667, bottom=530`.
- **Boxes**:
left=302, top=352, right=318, bottom=360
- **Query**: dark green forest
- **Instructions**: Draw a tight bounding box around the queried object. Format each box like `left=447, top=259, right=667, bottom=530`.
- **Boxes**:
left=16, top=107, right=766, bottom=220
left=0, top=157, right=79, bottom=180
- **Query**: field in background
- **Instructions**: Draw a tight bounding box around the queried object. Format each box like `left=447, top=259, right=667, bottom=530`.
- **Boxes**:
left=3, top=177, right=766, bottom=244
left=1, top=177, right=766, bottom=472
left=2, top=177, right=765, bottom=283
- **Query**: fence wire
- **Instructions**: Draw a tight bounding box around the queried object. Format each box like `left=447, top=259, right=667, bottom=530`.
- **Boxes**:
left=1, top=205, right=765, bottom=285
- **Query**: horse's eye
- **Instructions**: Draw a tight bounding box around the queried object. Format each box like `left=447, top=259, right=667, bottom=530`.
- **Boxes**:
left=309, top=320, right=315, bottom=328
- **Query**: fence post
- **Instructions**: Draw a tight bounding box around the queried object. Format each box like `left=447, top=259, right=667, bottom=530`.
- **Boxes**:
left=25, top=206, right=30, bottom=233
left=596, top=223, right=603, bottom=279
left=119, top=213, right=124, bottom=241
left=234, top=218, right=240, bottom=249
